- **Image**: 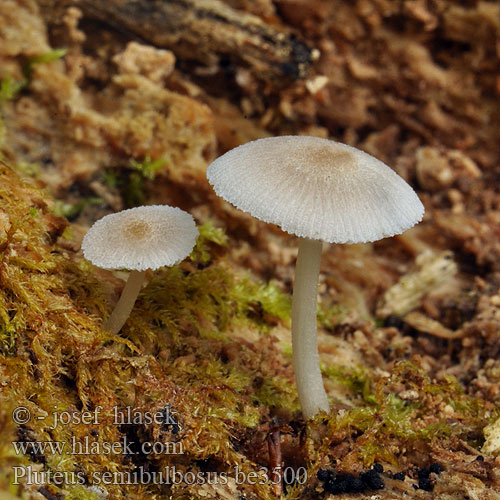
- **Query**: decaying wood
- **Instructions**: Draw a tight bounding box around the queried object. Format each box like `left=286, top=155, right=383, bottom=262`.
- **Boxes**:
left=76, top=0, right=313, bottom=83
left=267, top=417, right=282, bottom=497
left=403, top=311, right=467, bottom=340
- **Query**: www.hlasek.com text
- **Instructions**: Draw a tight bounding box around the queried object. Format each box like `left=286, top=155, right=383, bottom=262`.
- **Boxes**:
left=13, top=465, right=308, bottom=486
left=12, top=435, right=183, bottom=457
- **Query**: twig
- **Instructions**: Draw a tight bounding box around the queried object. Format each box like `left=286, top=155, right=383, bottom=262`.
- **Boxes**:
left=76, top=0, right=313, bottom=83
left=267, top=416, right=283, bottom=497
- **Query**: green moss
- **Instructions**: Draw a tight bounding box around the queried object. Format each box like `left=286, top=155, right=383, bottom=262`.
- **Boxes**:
left=64, top=485, right=104, bottom=500
left=53, top=197, right=103, bottom=220
left=255, top=375, right=299, bottom=412
left=101, top=156, right=168, bottom=208
left=23, top=49, right=67, bottom=87
left=174, top=350, right=295, bottom=432
left=321, top=360, right=494, bottom=466
left=124, top=170, right=148, bottom=206
left=15, top=161, right=40, bottom=178
left=253, top=281, right=291, bottom=322
left=317, top=303, right=346, bottom=329
left=1, top=161, right=492, bottom=498
left=0, top=77, right=25, bottom=153
left=190, top=220, right=228, bottom=265
left=231, top=278, right=291, bottom=325
left=1, top=49, right=66, bottom=173
left=0, top=312, right=17, bottom=355
left=0, top=49, right=67, bottom=105
left=129, top=156, right=167, bottom=180
left=101, top=169, right=119, bottom=189
left=136, top=262, right=290, bottom=350
left=27, top=49, right=67, bottom=67
left=323, top=365, right=377, bottom=405
left=0, top=77, right=25, bottom=102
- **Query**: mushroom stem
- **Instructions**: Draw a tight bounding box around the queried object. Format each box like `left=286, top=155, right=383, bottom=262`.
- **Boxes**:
left=292, top=237, right=330, bottom=419
left=104, top=269, right=147, bottom=335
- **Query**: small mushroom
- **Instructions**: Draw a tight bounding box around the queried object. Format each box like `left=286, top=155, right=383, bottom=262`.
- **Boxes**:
left=82, top=205, right=198, bottom=334
left=207, top=136, right=424, bottom=418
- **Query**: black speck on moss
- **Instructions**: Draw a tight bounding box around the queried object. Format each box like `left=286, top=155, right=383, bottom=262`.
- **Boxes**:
left=418, top=477, right=433, bottom=491
left=319, top=468, right=384, bottom=495
left=360, top=469, right=384, bottom=490
left=418, top=468, right=430, bottom=480
left=317, top=468, right=334, bottom=482
left=416, top=463, right=442, bottom=491
left=429, top=462, right=443, bottom=474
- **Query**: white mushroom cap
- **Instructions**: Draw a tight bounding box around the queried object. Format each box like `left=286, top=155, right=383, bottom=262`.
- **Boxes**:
left=207, top=136, right=424, bottom=243
left=82, top=205, right=198, bottom=271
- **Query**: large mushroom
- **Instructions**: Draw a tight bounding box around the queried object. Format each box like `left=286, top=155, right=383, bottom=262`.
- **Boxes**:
left=82, top=205, right=198, bottom=335
left=206, top=136, right=424, bottom=419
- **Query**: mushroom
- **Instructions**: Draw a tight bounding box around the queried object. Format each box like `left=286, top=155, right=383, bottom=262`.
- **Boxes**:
left=82, top=205, right=198, bottom=335
left=206, top=136, right=424, bottom=418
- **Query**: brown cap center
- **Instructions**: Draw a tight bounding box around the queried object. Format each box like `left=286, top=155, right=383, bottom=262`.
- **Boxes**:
left=123, top=219, right=152, bottom=241
left=291, top=148, right=357, bottom=182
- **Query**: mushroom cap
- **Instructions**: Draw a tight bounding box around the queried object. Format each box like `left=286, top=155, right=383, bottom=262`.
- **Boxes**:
left=82, top=205, right=198, bottom=271
left=207, top=136, right=424, bottom=243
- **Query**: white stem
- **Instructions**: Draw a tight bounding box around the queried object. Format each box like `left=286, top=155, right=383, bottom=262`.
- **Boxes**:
left=104, top=270, right=147, bottom=335
left=292, top=237, right=330, bottom=419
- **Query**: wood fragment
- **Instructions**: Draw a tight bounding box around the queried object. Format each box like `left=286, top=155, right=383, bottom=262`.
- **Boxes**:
left=377, top=251, right=458, bottom=318
left=38, top=487, right=59, bottom=500
left=267, top=417, right=282, bottom=496
left=76, top=0, right=313, bottom=83
left=403, top=311, right=465, bottom=340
